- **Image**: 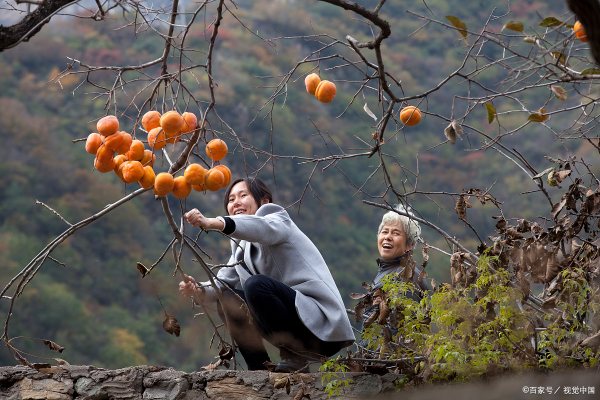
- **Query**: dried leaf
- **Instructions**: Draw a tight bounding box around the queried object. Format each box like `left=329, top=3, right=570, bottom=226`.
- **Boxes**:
left=54, top=358, right=70, bottom=366
left=162, top=313, right=181, bottom=337
left=292, top=386, right=306, bottom=400
left=363, top=103, right=377, bottom=121
left=377, top=299, right=390, bottom=324
left=581, top=68, right=600, bottom=75
left=523, top=36, right=537, bottom=44
left=443, top=123, right=457, bottom=144
left=136, top=262, right=149, bottom=278
left=349, top=292, right=367, bottom=300
left=528, top=108, right=549, bottom=122
left=550, top=85, right=567, bottom=101
left=484, top=102, right=496, bottom=124
left=274, top=376, right=290, bottom=389
left=539, top=17, right=563, bottom=27
left=555, top=169, right=571, bottom=183
left=502, top=21, right=524, bottom=32
left=551, top=197, right=567, bottom=219
left=219, top=345, right=234, bottom=360
left=550, top=52, right=567, bottom=66
left=455, top=194, right=471, bottom=221
left=532, top=167, right=554, bottom=180
left=43, top=339, right=64, bottom=353
left=443, top=120, right=463, bottom=144
left=446, top=15, right=468, bottom=39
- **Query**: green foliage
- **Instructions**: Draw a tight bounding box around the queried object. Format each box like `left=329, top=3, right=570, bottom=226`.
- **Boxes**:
left=357, top=253, right=599, bottom=384
left=319, top=356, right=353, bottom=398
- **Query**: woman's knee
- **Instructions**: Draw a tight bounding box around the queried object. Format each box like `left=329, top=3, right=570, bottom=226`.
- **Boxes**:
left=243, top=275, right=274, bottom=302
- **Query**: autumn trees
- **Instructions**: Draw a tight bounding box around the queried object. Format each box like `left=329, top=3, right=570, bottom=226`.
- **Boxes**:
left=1, top=0, right=600, bottom=380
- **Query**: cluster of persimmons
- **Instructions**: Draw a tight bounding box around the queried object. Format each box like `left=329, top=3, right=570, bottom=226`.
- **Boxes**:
left=84, top=111, right=231, bottom=199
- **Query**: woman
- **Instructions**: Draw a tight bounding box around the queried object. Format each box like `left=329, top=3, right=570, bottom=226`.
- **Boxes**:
left=358, top=206, right=429, bottom=348
left=180, top=178, right=354, bottom=372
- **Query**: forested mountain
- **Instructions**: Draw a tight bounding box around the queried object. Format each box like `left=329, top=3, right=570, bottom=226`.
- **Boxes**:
left=0, top=0, right=580, bottom=370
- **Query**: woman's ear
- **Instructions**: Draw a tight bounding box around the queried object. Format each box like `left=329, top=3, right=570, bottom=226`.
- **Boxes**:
left=260, top=197, right=270, bottom=206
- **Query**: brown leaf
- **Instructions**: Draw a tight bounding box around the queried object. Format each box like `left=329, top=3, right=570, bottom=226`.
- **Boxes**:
left=274, top=376, right=290, bottom=389
left=377, top=299, right=390, bottom=325
left=292, top=385, right=306, bottom=400
left=54, top=358, right=70, bottom=366
left=555, top=169, right=571, bottom=183
left=446, top=15, right=468, bottom=39
left=219, top=345, right=234, bottom=360
left=551, top=197, right=567, bottom=220
left=528, top=108, right=550, bottom=122
left=43, top=339, right=65, bottom=353
left=545, top=253, right=561, bottom=283
left=163, top=313, right=181, bottom=337
left=455, top=194, right=471, bottom=221
left=484, top=102, right=496, bottom=124
left=550, top=85, right=567, bottom=101
left=502, top=20, right=524, bottom=32
left=136, top=262, right=149, bottom=278
left=349, top=292, right=368, bottom=300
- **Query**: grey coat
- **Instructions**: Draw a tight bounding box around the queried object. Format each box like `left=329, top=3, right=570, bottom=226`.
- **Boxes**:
left=211, top=203, right=355, bottom=343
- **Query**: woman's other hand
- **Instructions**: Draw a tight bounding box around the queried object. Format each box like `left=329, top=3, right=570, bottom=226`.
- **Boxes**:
left=184, top=208, right=225, bottom=231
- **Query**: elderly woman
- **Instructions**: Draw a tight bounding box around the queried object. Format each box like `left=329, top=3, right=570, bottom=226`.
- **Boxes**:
left=372, top=206, right=427, bottom=296
left=358, top=206, right=429, bottom=348
left=179, top=178, right=354, bottom=372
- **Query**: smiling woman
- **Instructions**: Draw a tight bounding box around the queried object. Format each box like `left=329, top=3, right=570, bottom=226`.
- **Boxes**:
left=180, top=178, right=354, bottom=373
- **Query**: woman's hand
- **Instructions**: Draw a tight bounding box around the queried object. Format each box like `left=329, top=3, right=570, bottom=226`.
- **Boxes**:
left=184, top=208, right=225, bottom=231
left=178, top=274, right=206, bottom=303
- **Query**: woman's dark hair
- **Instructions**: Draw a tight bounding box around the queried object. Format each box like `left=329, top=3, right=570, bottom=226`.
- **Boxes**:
left=223, top=178, right=273, bottom=214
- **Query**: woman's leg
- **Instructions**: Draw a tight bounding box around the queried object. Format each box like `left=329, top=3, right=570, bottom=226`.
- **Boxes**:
left=218, top=288, right=271, bottom=370
left=242, top=274, right=345, bottom=359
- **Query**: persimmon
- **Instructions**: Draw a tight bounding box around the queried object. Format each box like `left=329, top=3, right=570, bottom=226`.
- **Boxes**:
left=95, top=144, right=114, bottom=163
left=160, top=111, right=184, bottom=137
left=214, top=164, right=232, bottom=188
left=181, top=112, right=198, bottom=135
left=140, top=149, right=156, bottom=167
left=139, top=166, right=156, bottom=189
left=305, top=73, right=321, bottom=95
left=399, top=106, right=422, bottom=126
left=97, top=115, right=119, bottom=137
left=172, top=176, right=192, bottom=199
left=113, top=154, right=128, bottom=181
left=126, top=140, right=145, bottom=161
left=184, top=163, right=208, bottom=186
left=154, top=172, right=175, bottom=196
left=141, top=110, right=161, bottom=132
left=116, top=132, right=133, bottom=155
left=147, top=127, right=167, bottom=150
left=205, top=139, right=228, bottom=161
left=85, top=133, right=103, bottom=155
left=192, top=183, right=206, bottom=192
left=315, top=80, right=336, bottom=103
left=121, top=161, right=145, bottom=183
left=94, top=152, right=115, bottom=173
left=204, top=168, right=226, bottom=191
left=104, top=131, right=125, bottom=152
left=574, top=20, right=588, bottom=42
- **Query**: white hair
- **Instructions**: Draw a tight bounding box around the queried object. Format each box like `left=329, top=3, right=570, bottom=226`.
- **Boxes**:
left=377, top=204, right=422, bottom=246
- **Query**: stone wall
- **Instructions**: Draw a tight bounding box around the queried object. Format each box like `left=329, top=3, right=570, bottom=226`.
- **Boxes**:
left=1, top=364, right=598, bottom=400
left=0, top=364, right=401, bottom=400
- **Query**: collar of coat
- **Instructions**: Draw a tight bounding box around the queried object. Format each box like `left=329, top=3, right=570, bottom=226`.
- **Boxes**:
left=376, top=250, right=414, bottom=273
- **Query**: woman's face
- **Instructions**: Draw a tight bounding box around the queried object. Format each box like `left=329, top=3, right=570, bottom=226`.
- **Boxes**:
left=226, top=181, right=260, bottom=216
left=377, top=222, right=410, bottom=260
